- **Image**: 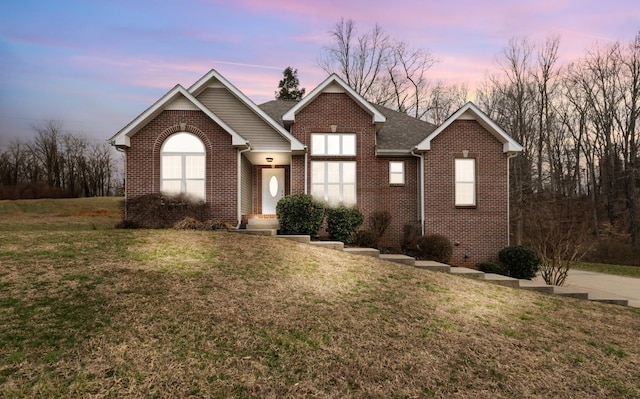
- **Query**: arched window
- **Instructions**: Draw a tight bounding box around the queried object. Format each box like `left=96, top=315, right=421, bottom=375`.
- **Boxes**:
left=161, top=132, right=205, bottom=200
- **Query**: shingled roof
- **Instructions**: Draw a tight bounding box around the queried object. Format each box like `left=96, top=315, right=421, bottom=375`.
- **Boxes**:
left=259, top=100, right=437, bottom=153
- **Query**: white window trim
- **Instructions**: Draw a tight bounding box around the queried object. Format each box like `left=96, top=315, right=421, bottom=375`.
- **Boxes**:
left=389, top=161, right=405, bottom=185
left=310, top=133, right=356, bottom=156
left=455, top=158, right=476, bottom=207
left=161, top=133, right=206, bottom=201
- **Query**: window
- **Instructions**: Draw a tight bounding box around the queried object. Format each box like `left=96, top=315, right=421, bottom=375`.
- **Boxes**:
left=389, top=161, right=405, bottom=185
left=311, top=161, right=356, bottom=205
left=161, top=132, right=206, bottom=200
left=455, top=158, right=475, bottom=206
left=311, top=134, right=356, bottom=156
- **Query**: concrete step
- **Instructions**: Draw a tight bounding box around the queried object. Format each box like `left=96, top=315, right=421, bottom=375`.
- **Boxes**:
left=309, top=241, right=344, bottom=251
left=551, top=286, right=589, bottom=300
left=448, top=267, right=484, bottom=279
left=482, top=273, right=520, bottom=288
left=246, top=217, right=279, bottom=230
left=587, top=297, right=629, bottom=306
left=414, top=261, right=451, bottom=273
left=379, top=254, right=415, bottom=266
left=518, top=280, right=555, bottom=294
left=343, top=247, right=380, bottom=258
left=235, top=228, right=277, bottom=236
left=277, top=235, right=311, bottom=243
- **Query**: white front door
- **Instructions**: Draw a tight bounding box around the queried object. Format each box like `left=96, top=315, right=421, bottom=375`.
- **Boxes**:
left=262, top=168, right=285, bottom=214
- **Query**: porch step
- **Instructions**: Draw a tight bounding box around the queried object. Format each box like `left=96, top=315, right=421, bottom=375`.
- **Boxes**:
left=482, top=273, right=520, bottom=288
left=235, top=228, right=277, bottom=236
left=379, top=254, right=415, bottom=266
left=414, top=260, right=451, bottom=273
left=343, top=247, right=380, bottom=258
left=309, top=241, right=344, bottom=251
left=588, top=297, right=629, bottom=306
left=246, top=217, right=279, bottom=230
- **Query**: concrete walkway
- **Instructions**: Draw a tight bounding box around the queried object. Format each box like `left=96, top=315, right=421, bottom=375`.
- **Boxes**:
left=534, top=270, right=640, bottom=308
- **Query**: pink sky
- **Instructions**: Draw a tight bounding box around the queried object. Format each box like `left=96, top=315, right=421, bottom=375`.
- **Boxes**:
left=0, top=0, right=638, bottom=146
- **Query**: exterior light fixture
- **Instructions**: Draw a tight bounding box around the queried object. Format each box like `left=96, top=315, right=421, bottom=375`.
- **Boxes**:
left=266, top=157, right=274, bottom=163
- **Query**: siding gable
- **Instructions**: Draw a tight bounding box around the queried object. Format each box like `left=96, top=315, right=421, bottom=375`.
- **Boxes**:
left=196, top=86, right=291, bottom=152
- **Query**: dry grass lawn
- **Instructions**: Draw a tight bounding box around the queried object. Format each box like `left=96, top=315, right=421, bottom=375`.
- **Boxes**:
left=1, top=197, right=639, bottom=398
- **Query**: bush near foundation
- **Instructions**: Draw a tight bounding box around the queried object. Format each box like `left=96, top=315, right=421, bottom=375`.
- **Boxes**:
left=326, top=205, right=364, bottom=243
left=415, top=234, right=453, bottom=263
left=498, top=245, right=541, bottom=280
left=118, top=193, right=207, bottom=229
left=276, top=194, right=325, bottom=236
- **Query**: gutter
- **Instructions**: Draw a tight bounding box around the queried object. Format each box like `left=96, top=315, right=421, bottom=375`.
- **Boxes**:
left=506, top=152, right=518, bottom=245
left=411, top=148, right=425, bottom=236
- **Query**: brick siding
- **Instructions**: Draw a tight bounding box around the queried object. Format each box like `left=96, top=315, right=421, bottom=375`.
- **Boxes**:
left=424, top=120, right=509, bottom=266
left=124, top=110, right=238, bottom=224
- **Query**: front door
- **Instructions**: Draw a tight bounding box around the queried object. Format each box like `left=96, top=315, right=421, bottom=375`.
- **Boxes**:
left=262, top=168, right=285, bottom=214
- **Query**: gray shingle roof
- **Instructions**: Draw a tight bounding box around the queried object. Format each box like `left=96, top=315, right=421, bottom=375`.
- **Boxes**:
left=259, top=100, right=437, bottom=152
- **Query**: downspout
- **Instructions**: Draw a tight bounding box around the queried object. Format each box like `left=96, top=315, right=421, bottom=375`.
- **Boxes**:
left=112, top=142, right=127, bottom=219
left=506, top=152, right=518, bottom=245
left=236, top=143, right=251, bottom=229
left=304, top=149, right=308, bottom=194
left=411, top=149, right=425, bottom=236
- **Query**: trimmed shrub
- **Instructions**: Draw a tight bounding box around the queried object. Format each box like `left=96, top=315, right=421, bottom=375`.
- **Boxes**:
left=326, top=205, right=364, bottom=243
left=476, top=261, right=506, bottom=275
left=498, top=245, right=541, bottom=280
left=415, top=234, right=453, bottom=263
left=276, top=194, right=325, bottom=236
left=351, top=229, right=379, bottom=248
left=401, top=223, right=422, bottom=256
left=121, top=193, right=207, bottom=229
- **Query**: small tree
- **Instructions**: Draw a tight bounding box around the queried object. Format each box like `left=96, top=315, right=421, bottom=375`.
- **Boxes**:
left=525, top=197, right=594, bottom=286
left=275, top=67, right=306, bottom=101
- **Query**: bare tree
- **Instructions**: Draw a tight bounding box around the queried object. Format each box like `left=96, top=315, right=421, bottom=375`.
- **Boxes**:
left=319, top=19, right=441, bottom=119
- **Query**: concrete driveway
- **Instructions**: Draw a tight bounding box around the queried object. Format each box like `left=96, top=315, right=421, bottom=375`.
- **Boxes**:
left=535, top=269, right=640, bottom=308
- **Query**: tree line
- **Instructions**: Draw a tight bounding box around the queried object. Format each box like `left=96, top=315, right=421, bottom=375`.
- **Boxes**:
left=319, top=19, right=640, bottom=261
left=0, top=121, right=119, bottom=199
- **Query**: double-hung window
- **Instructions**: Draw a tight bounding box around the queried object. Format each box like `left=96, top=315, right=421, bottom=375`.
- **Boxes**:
left=455, top=158, right=476, bottom=207
left=161, top=132, right=206, bottom=201
left=389, top=161, right=405, bottom=185
left=310, top=133, right=356, bottom=205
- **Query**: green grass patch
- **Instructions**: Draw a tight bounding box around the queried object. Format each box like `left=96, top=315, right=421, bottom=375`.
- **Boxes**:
left=572, top=261, right=640, bottom=278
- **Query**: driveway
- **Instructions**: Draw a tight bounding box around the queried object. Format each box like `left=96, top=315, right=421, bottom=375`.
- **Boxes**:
left=535, top=269, right=640, bottom=308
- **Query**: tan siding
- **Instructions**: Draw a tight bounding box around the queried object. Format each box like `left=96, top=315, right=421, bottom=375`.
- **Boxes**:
left=241, top=155, right=253, bottom=215
left=165, top=95, right=199, bottom=111
left=198, top=87, right=290, bottom=151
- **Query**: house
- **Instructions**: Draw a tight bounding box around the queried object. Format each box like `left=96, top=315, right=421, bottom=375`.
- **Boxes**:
left=110, top=69, right=522, bottom=265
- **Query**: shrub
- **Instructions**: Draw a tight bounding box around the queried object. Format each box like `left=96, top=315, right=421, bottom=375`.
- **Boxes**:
left=401, top=223, right=422, bottom=256
left=276, top=194, right=325, bottom=236
left=121, top=193, right=207, bottom=229
left=415, top=234, right=453, bottom=263
left=326, top=205, right=364, bottom=243
left=351, top=229, right=379, bottom=248
left=476, top=261, right=506, bottom=275
left=369, top=211, right=392, bottom=239
left=498, top=245, right=541, bottom=279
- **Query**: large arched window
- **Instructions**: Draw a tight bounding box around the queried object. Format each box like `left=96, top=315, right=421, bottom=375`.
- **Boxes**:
left=161, top=132, right=206, bottom=200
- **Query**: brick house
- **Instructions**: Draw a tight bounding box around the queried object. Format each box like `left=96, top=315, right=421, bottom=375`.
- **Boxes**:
left=110, top=69, right=522, bottom=264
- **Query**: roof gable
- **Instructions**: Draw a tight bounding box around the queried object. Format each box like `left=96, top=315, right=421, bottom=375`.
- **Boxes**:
left=189, top=69, right=305, bottom=151
left=282, top=74, right=386, bottom=129
left=415, top=102, right=523, bottom=154
left=109, top=85, right=247, bottom=147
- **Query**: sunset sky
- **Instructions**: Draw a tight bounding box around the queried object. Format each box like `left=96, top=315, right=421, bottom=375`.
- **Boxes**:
left=0, top=0, right=638, bottom=147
